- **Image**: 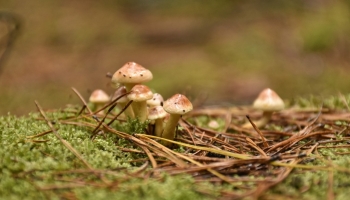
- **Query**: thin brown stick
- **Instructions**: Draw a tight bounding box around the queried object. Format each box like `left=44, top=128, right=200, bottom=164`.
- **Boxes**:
left=71, top=87, right=92, bottom=114
left=93, top=91, right=131, bottom=115
left=137, top=134, right=234, bottom=183
left=92, top=103, right=118, bottom=134
left=245, top=137, right=267, bottom=157
left=26, top=130, right=53, bottom=139
left=107, top=100, right=133, bottom=126
left=76, top=105, right=87, bottom=116
left=138, top=145, right=157, bottom=168
left=246, top=115, right=269, bottom=148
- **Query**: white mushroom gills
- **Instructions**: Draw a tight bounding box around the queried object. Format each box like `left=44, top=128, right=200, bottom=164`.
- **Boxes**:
left=111, top=62, right=153, bottom=91
left=162, top=94, right=193, bottom=147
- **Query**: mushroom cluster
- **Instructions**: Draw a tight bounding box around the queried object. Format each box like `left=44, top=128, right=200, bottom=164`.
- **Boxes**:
left=104, top=62, right=193, bottom=147
left=88, top=61, right=285, bottom=148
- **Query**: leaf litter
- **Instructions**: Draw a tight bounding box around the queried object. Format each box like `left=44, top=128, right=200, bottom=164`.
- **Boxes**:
left=24, top=90, right=350, bottom=199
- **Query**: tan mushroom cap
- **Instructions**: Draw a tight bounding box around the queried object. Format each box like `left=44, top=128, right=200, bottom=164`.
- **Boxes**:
left=111, top=86, right=128, bottom=103
left=147, top=93, right=164, bottom=107
left=111, top=62, right=153, bottom=84
left=89, top=89, right=110, bottom=103
left=148, top=106, right=167, bottom=120
left=163, top=94, right=193, bottom=115
left=128, top=85, right=153, bottom=102
left=253, top=88, right=285, bottom=112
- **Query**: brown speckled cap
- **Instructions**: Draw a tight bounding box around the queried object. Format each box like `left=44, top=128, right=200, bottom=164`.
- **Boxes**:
left=111, top=86, right=128, bottom=103
left=128, top=85, right=153, bottom=102
left=112, top=62, right=153, bottom=84
left=89, top=89, right=110, bottom=103
left=253, top=88, right=285, bottom=112
left=163, top=94, right=193, bottom=115
left=146, top=93, right=164, bottom=107
left=148, top=106, right=167, bottom=120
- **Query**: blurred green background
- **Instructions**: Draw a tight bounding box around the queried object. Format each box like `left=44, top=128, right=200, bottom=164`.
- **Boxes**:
left=1, top=0, right=350, bottom=115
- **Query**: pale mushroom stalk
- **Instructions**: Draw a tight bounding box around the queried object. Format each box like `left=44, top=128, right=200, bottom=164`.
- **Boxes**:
left=95, top=104, right=106, bottom=114
left=123, top=84, right=136, bottom=92
left=128, top=85, right=153, bottom=123
left=162, top=94, right=193, bottom=147
left=132, top=101, right=148, bottom=122
left=154, top=118, right=165, bottom=137
left=117, top=101, right=135, bottom=119
left=92, top=103, right=106, bottom=115
left=161, top=114, right=181, bottom=144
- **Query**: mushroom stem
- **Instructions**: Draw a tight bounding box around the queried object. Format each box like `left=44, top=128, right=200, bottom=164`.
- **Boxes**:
left=131, top=101, right=148, bottom=122
left=242, top=111, right=273, bottom=129
left=117, top=102, right=135, bottom=119
left=124, top=84, right=136, bottom=92
left=161, top=114, right=181, bottom=146
left=94, top=103, right=105, bottom=115
left=154, top=118, right=164, bottom=137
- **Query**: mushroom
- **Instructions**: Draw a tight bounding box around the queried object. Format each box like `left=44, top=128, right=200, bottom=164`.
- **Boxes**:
left=242, top=88, right=285, bottom=129
left=111, top=62, right=153, bottom=91
left=162, top=94, right=193, bottom=146
left=111, top=86, right=134, bottom=118
left=146, top=93, right=164, bottom=108
left=128, top=85, right=153, bottom=122
left=89, top=89, right=110, bottom=115
left=148, top=106, right=167, bottom=137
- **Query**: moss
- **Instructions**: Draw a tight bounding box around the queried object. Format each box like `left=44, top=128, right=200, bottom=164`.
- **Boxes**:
left=0, top=113, right=218, bottom=199
left=71, top=174, right=216, bottom=200
left=117, top=117, right=149, bottom=135
left=288, top=94, right=350, bottom=110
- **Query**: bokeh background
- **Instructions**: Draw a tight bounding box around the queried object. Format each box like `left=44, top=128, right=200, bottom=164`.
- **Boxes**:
left=1, top=0, right=350, bottom=115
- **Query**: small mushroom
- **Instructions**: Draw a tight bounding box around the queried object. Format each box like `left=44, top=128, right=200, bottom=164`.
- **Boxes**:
left=89, top=89, right=110, bottom=115
left=128, top=85, right=153, bottom=122
left=148, top=106, right=167, bottom=137
left=242, top=88, right=285, bottom=129
left=208, top=120, right=220, bottom=129
left=111, top=62, right=153, bottom=91
left=111, top=86, right=134, bottom=118
left=162, top=94, right=193, bottom=147
left=146, top=93, right=164, bottom=108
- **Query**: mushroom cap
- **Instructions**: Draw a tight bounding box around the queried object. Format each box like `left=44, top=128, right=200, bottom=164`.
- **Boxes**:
left=147, top=93, right=164, bottom=107
left=163, top=94, right=193, bottom=115
left=128, top=85, right=153, bottom=102
left=148, top=106, right=167, bottom=120
left=111, top=62, right=153, bottom=84
left=89, top=89, right=110, bottom=104
left=253, top=88, right=285, bottom=111
left=111, top=86, right=128, bottom=103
